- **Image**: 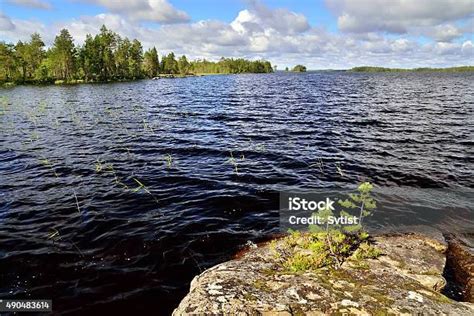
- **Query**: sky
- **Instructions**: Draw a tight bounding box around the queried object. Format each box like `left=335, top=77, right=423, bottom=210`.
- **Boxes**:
left=0, top=0, right=473, bottom=69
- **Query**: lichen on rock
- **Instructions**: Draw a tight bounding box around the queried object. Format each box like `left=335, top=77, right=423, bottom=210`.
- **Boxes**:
left=173, top=233, right=474, bottom=315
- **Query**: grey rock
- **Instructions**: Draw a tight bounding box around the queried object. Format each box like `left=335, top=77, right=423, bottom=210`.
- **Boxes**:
left=173, top=234, right=474, bottom=315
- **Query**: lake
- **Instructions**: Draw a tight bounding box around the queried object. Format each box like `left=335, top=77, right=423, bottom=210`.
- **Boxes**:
left=0, top=71, right=473, bottom=314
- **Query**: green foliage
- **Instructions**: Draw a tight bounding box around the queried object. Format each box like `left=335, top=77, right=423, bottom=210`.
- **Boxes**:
left=338, top=181, right=376, bottom=228
left=275, top=182, right=383, bottom=272
left=161, top=52, right=178, bottom=74
left=1, top=25, right=273, bottom=85
left=273, top=230, right=382, bottom=272
left=48, top=29, right=76, bottom=80
left=292, top=64, right=307, bottom=72
left=143, top=47, right=159, bottom=77
left=308, top=205, right=334, bottom=233
left=190, top=57, right=273, bottom=74
left=0, top=42, right=19, bottom=82
left=351, top=241, right=382, bottom=260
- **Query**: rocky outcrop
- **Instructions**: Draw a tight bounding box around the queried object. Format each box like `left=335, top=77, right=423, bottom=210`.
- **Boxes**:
left=173, top=233, right=474, bottom=315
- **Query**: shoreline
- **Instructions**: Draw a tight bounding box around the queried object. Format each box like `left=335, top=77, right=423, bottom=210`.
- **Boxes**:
left=1, top=72, right=273, bottom=88
left=173, top=232, right=474, bottom=315
left=3, top=66, right=473, bottom=88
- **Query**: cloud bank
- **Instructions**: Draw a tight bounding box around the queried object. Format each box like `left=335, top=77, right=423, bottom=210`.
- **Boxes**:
left=1, top=0, right=472, bottom=69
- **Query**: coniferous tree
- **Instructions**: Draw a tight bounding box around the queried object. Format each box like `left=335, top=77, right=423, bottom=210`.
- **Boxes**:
left=115, top=37, right=132, bottom=79
left=129, top=39, right=143, bottom=79
left=143, top=47, right=159, bottom=77
left=0, top=42, right=19, bottom=82
left=49, top=29, right=76, bottom=80
left=177, top=55, right=190, bottom=75
left=161, top=52, right=178, bottom=74
left=0, top=25, right=274, bottom=84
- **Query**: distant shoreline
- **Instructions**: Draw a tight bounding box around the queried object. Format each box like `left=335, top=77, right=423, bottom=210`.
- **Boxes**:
left=3, top=66, right=473, bottom=87
left=348, top=66, right=474, bottom=72
left=279, top=66, right=473, bottom=72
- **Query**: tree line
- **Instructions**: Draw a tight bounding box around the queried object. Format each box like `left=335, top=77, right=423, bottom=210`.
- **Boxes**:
left=351, top=66, right=474, bottom=72
left=0, top=25, right=273, bottom=84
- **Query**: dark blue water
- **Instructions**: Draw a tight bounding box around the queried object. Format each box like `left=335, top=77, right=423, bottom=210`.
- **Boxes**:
left=0, top=72, right=473, bottom=314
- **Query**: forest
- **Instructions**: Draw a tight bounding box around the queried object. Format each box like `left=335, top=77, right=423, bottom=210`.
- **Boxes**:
left=350, top=66, right=474, bottom=72
left=0, top=25, right=273, bottom=84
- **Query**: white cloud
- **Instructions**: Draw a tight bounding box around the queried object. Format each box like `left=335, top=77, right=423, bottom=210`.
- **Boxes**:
left=0, top=2, right=472, bottom=69
left=81, top=0, right=189, bottom=24
left=461, top=40, right=473, bottom=55
left=0, top=11, right=46, bottom=42
left=326, top=0, right=474, bottom=38
left=6, top=0, right=52, bottom=10
left=0, top=12, right=15, bottom=31
left=231, top=1, right=310, bottom=35
left=432, top=24, right=463, bottom=42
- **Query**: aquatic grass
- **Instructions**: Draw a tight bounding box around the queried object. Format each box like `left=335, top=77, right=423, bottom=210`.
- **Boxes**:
left=143, top=118, right=155, bottom=133
left=245, top=138, right=266, bottom=153
left=309, top=158, right=324, bottom=173
left=30, top=131, right=40, bottom=142
left=107, top=164, right=129, bottom=189
left=73, top=190, right=81, bottom=214
left=131, top=177, right=159, bottom=204
left=165, top=154, right=173, bottom=168
left=95, top=158, right=103, bottom=173
left=335, top=162, right=344, bottom=177
left=132, top=178, right=151, bottom=194
left=37, top=101, right=47, bottom=114
left=114, top=175, right=129, bottom=189
left=227, top=151, right=239, bottom=175
left=94, top=160, right=130, bottom=190
left=46, top=228, right=84, bottom=257
left=47, top=228, right=60, bottom=241
left=39, top=158, right=59, bottom=177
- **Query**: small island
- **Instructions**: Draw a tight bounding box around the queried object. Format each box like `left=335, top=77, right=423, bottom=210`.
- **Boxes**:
left=292, top=64, right=307, bottom=72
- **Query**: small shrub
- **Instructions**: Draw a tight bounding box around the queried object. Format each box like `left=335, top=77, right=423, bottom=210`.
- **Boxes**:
left=351, top=242, right=382, bottom=260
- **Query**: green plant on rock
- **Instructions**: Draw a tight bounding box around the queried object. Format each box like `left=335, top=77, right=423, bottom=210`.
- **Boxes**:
left=274, top=182, right=382, bottom=272
left=338, top=181, right=376, bottom=229
left=275, top=230, right=365, bottom=272
left=351, top=241, right=382, bottom=260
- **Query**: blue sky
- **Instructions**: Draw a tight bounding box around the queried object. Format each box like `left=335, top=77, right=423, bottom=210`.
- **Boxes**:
left=1, top=0, right=339, bottom=31
left=1, top=0, right=473, bottom=69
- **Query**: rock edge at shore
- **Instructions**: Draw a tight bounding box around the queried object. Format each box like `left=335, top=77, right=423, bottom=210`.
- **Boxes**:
left=173, top=233, right=473, bottom=315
